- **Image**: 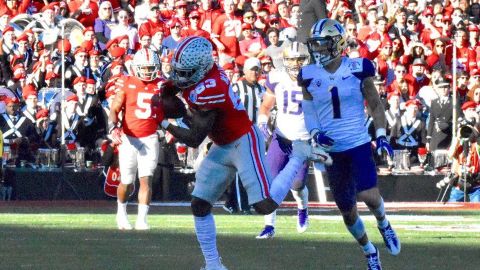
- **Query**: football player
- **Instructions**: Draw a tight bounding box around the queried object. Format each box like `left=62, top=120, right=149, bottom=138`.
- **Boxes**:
left=161, top=36, right=331, bottom=270
left=109, top=48, right=164, bottom=230
left=299, top=19, right=401, bottom=270
left=256, top=42, right=312, bottom=239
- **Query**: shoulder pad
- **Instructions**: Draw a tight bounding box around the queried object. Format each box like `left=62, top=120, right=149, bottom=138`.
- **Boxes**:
left=349, top=58, right=375, bottom=80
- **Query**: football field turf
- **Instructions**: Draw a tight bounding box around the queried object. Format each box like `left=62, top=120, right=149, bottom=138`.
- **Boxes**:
left=0, top=201, right=479, bottom=270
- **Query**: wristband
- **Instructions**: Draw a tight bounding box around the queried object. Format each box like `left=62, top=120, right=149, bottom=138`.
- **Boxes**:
left=375, top=128, right=386, bottom=138
left=257, top=114, right=268, bottom=124
left=161, top=119, right=170, bottom=129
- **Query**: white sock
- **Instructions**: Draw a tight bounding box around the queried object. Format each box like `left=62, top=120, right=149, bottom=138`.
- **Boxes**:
left=137, top=204, right=149, bottom=224
left=117, top=200, right=128, bottom=217
left=362, top=241, right=377, bottom=254
left=270, top=157, right=304, bottom=204
left=291, top=186, right=309, bottom=210
left=367, top=197, right=388, bottom=228
left=194, top=214, right=221, bottom=268
left=264, top=211, right=276, bottom=227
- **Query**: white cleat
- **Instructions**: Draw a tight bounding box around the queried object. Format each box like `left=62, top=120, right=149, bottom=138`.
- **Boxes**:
left=292, top=140, right=332, bottom=165
left=134, top=220, right=150, bottom=231
left=116, top=214, right=133, bottom=230
left=296, top=209, right=309, bottom=233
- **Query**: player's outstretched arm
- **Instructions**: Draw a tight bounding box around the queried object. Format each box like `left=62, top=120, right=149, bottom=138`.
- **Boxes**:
left=161, top=109, right=217, bottom=148
left=109, top=89, right=125, bottom=126
left=362, top=77, right=387, bottom=133
left=258, top=88, right=276, bottom=139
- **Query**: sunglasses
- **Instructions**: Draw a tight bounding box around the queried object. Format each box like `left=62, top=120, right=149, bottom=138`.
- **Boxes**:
left=396, top=70, right=406, bottom=73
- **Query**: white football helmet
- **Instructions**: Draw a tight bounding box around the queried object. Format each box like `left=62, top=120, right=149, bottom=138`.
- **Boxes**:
left=132, top=49, right=161, bottom=81
left=307, top=18, right=347, bottom=67
left=171, top=36, right=214, bottom=89
left=282, top=41, right=309, bottom=79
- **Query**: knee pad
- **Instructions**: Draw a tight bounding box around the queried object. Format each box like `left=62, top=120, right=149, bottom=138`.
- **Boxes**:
left=253, top=198, right=278, bottom=215
left=191, top=197, right=212, bottom=217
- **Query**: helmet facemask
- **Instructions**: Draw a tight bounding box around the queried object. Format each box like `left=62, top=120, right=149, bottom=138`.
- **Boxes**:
left=172, top=66, right=199, bottom=89
left=307, top=36, right=342, bottom=67
left=134, top=64, right=160, bottom=81
left=284, top=56, right=309, bottom=79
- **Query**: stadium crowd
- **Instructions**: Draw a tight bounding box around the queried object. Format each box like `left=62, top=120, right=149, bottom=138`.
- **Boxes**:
left=0, top=0, right=479, bottom=202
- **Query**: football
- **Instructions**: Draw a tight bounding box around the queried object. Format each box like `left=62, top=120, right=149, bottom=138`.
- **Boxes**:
left=162, top=95, right=188, bottom=119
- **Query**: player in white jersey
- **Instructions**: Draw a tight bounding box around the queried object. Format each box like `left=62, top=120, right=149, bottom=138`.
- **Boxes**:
left=298, top=19, right=401, bottom=270
left=256, top=42, right=313, bottom=239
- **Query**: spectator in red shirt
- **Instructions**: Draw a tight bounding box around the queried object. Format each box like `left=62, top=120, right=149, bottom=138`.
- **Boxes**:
left=211, top=0, right=242, bottom=65
left=0, top=0, right=30, bottom=18
left=276, top=1, right=291, bottom=29
left=239, top=23, right=267, bottom=58
left=445, top=27, right=477, bottom=73
left=198, top=0, right=222, bottom=33
left=68, top=0, right=99, bottom=28
left=138, top=3, right=165, bottom=40
left=404, top=58, right=431, bottom=98
left=182, top=11, right=211, bottom=40
left=426, top=38, right=447, bottom=72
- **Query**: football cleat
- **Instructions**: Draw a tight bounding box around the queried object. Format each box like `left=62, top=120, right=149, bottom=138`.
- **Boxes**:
left=291, top=140, right=333, bottom=165
left=116, top=214, right=133, bottom=230
left=200, top=258, right=228, bottom=270
left=134, top=220, right=150, bottom=231
left=365, top=247, right=382, bottom=270
left=378, top=222, right=401, bottom=256
left=256, top=225, right=275, bottom=239
left=297, top=208, right=309, bottom=233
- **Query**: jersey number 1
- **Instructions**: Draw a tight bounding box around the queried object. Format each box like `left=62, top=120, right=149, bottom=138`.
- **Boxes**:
left=330, top=86, right=341, bottom=119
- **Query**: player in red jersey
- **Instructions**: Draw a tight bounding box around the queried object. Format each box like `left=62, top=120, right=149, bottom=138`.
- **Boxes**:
left=109, top=48, right=164, bottom=230
left=161, top=36, right=331, bottom=270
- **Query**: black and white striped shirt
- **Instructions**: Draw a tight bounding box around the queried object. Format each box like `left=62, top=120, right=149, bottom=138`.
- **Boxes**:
left=231, top=79, right=265, bottom=124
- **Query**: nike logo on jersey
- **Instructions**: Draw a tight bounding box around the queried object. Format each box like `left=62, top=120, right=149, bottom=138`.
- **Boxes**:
left=342, top=75, right=351, bottom=80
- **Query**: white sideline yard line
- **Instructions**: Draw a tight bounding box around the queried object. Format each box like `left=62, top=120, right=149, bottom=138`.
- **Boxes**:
left=149, top=201, right=479, bottom=209
left=306, top=215, right=479, bottom=222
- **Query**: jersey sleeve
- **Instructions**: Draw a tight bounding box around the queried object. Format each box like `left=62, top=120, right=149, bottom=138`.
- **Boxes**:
left=351, top=58, right=376, bottom=80
left=297, top=67, right=313, bottom=89
left=265, top=73, right=278, bottom=93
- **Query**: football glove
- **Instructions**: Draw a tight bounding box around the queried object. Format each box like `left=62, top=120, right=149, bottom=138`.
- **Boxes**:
left=376, top=135, right=393, bottom=158
left=257, top=114, right=271, bottom=141
left=109, top=126, right=123, bottom=145
left=276, top=134, right=292, bottom=155
left=312, top=130, right=334, bottom=149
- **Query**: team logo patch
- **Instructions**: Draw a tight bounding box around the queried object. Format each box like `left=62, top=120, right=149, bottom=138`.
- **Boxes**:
left=313, top=79, right=322, bottom=88
left=189, top=90, right=198, bottom=103
left=348, top=60, right=362, bottom=72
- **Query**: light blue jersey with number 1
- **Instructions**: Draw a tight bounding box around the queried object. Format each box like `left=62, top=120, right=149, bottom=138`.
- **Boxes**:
left=298, top=57, right=376, bottom=152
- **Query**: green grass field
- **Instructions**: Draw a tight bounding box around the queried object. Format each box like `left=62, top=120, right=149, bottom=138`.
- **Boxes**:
left=0, top=202, right=479, bottom=270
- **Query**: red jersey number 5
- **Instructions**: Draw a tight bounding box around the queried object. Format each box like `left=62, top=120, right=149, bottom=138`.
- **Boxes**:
left=135, top=92, right=154, bottom=119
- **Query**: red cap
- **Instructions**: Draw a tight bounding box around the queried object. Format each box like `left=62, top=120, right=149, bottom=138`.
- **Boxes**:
left=462, top=101, right=477, bottom=111
left=422, top=7, right=434, bottom=17
left=405, top=99, right=421, bottom=108
left=2, top=25, right=14, bottom=35
left=260, top=55, right=272, bottom=63
left=418, top=147, right=427, bottom=155
left=83, top=26, right=94, bottom=34
left=86, top=78, right=95, bottom=85
left=381, top=39, right=392, bottom=47
left=470, top=69, right=480, bottom=77
left=89, top=50, right=100, bottom=56
left=58, top=39, right=71, bottom=52
left=74, top=47, right=88, bottom=56
left=116, top=35, right=129, bottom=43
left=22, top=84, right=37, bottom=99
left=66, top=95, right=79, bottom=103
left=167, top=18, right=182, bottom=28
left=36, top=109, right=49, bottom=120
left=45, top=71, right=59, bottom=81
left=105, top=39, right=119, bottom=50
left=241, top=23, right=253, bottom=31
left=110, top=47, right=126, bottom=58
left=42, top=2, right=59, bottom=12
left=81, top=40, right=94, bottom=51
left=110, top=60, right=123, bottom=70
left=222, top=63, right=235, bottom=71
left=189, top=11, right=200, bottom=18
left=73, top=76, right=86, bottom=85
left=4, top=97, right=19, bottom=104
left=16, top=33, right=29, bottom=43
left=175, top=0, right=187, bottom=7
left=468, top=24, right=479, bottom=32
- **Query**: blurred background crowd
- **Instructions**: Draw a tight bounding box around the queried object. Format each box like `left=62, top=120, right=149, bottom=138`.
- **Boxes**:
left=0, top=0, right=480, bottom=202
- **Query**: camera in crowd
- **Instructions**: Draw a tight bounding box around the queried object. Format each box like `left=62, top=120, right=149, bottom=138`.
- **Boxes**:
left=458, top=118, right=479, bottom=140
